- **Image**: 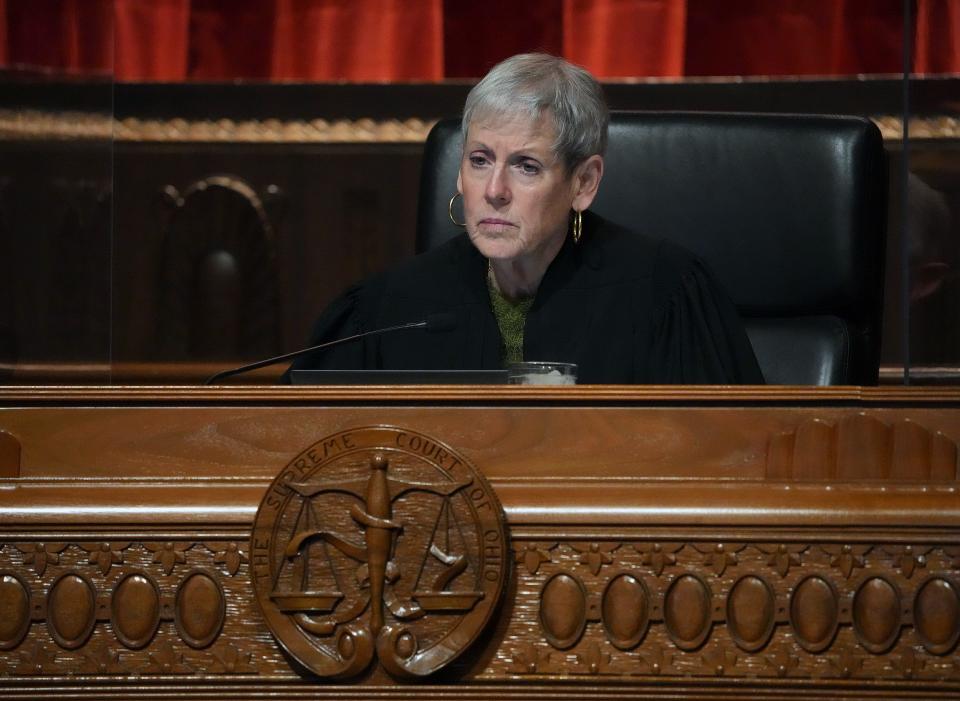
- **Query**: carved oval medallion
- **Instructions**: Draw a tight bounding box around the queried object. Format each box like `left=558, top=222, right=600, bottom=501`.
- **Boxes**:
left=602, top=573, right=650, bottom=650
left=913, top=577, right=960, bottom=654
left=726, top=574, right=776, bottom=652
left=250, top=427, right=509, bottom=679
left=47, top=573, right=96, bottom=649
left=175, top=570, right=225, bottom=648
left=112, top=572, right=160, bottom=649
left=664, top=574, right=712, bottom=650
left=541, top=573, right=587, bottom=649
left=789, top=575, right=839, bottom=653
left=0, top=573, right=31, bottom=649
left=853, top=576, right=901, bottom=653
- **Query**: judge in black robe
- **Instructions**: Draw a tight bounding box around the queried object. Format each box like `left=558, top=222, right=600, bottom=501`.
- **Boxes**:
left=286, top=53, right=762, bottom=384
left=286, top=211, right=762, bottom=384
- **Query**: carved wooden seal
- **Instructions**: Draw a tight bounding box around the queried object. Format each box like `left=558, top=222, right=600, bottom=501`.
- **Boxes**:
left=251, top=426, right=508, bottom=679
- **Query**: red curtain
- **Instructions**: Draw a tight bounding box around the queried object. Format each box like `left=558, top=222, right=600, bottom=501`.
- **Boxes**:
left=0, top=0, right=6, bottom=65
left=113, top=0, right=188, bottom=81
left=916, top=0, right=959, bottom=72
left=0, top=0, right=957, bottom=81
left=3, top=0, right=113, bottom=76
left=271, top=0, right=442, bottom=81
left=684, top=0, right=906, bottom=76
left=188, top=0, right=277, bottom=81
left=0, top=1, right=7, bottom=65
left=442, top=0, right=562, bottom=79
left=563, top=0, right=687, bottom=78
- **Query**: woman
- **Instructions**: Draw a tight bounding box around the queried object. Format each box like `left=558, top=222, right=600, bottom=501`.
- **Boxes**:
left=287, top=54, right=762, bottom=384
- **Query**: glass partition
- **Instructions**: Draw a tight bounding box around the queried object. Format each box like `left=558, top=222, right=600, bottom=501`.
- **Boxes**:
left=0, top=1, right=957, bottom=385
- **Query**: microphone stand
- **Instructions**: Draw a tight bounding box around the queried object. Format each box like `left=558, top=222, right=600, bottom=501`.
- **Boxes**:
left=203, top=320, right=429, bottom=385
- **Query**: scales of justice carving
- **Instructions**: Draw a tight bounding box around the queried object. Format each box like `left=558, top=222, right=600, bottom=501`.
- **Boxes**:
left=251, top=427, right=508, bottom=679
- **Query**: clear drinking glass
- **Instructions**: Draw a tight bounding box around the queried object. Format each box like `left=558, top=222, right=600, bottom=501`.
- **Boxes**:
left=506, top=361, right=578, bottom=385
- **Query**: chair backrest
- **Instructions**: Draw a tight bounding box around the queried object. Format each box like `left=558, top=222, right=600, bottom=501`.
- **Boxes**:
left=416, top=112, right=887, bottom=385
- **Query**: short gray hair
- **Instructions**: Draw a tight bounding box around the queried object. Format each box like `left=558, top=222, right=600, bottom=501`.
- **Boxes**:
left=461, top=53, right=609, bottom=171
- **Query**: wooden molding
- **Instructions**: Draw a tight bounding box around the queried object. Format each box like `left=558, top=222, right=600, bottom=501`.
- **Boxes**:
left=2, top=109, right=958, bottom=143
left=767, top=415, right=959, bottom=481
left=3, top=384, right=960, bottom=403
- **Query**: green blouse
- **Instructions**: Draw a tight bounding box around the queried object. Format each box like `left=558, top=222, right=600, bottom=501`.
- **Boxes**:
left=486, top=272, right=534, bottom=366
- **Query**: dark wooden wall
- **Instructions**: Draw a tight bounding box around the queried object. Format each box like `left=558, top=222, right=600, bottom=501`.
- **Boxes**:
left=112, top=142, right=421, bottom=361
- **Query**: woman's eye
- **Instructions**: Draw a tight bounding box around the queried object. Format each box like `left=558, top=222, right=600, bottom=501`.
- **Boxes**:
left=517, top=161, right=540, bottom=175
left=469, top=155, right=488, bottom=167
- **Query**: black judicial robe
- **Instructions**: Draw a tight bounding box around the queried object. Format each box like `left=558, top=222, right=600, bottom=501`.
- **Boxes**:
left=286, top=212, right=763, bottom=384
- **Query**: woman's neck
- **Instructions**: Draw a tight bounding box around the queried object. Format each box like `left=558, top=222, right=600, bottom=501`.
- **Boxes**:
left=488, top=234, right=565, bottom=301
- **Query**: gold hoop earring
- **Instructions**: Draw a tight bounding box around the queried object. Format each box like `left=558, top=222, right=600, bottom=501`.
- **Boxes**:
left=572, top=209, right=582, bottom=244
left=448, top=193, right=466, bottom=227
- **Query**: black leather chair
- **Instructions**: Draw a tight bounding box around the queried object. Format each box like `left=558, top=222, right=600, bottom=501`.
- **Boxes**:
left=416, top=112, right=887, bottom=385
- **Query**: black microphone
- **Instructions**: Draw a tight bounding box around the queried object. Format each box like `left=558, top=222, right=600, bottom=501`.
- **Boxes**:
left=203, top=313, right=458, bottom=385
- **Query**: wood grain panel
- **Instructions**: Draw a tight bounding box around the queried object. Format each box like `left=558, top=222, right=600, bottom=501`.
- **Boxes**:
left=0, top=429, right=20, bottom=477
left=1, top=399, right=959, bottom=483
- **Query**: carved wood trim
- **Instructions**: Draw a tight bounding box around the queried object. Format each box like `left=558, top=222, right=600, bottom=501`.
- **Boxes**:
left=4, top=480, right=959, bottom=528
left=1, top=109, right=958, bottom=143
left=2, top=681, right=956, bottom=699
left=1, top=533, right=959, bottom=689
left=3, top=385, right=960, bottom=403
left=767, top=415, right=959, bottom=481
left=0, top=110, right=435, bottom=143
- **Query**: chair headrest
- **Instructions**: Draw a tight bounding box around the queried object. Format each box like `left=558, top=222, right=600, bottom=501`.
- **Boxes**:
left=417, top=112, right=885, bottom=317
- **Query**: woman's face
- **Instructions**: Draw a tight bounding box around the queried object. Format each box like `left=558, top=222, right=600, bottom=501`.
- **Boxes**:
left=457, top=113, right=599, bottom=264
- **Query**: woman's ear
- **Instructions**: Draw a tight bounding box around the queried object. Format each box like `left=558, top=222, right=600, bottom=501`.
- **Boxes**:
left=572, top=155, right=604, bottom=211
left=456, top=170, right=463, bottom=195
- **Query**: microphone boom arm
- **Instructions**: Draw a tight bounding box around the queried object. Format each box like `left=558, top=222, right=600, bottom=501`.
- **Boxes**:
left=203, top=320, right=428, bottom=385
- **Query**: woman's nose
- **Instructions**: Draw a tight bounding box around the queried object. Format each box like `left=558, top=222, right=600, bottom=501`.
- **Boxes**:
left=484, top=166, right=510, bottom=204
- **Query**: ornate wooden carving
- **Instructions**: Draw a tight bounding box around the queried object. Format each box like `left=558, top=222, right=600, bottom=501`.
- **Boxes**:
left=0, top=545, right=234, bottom=661
left=0, top=573, right=30, bottom=650
left=1, top=535, right=959, bottom=691
left=0, top=387, right=959, bottom=698
left=602, top=572, right=650, bottom=650
left=790, top=574, right=840, bottom=652
left=517, top=539, right=960, bottom=679
left=111, top=572, right=161, bottom=649
left=767, top=414, right=959, bottom=480
left=251, top=427, right=509, bottom=679
left=726, top=574, right=775, bottom=652
left=540, top=572, right=588, bottom=649
left=914, top=576, right=960, bottom=654
left=46, top=572, right=97, bottom=649
left=174, top=570, right=225, bottom=649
